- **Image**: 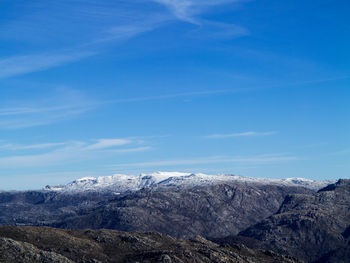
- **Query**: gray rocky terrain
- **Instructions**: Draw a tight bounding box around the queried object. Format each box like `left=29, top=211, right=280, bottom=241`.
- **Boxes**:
left=0, top=177, right=349, bottom=262
left=0, top=182, right=311, bottom=238
left=51, top=183, right=312, bottom=238
left=239, top=179, right=350, bottom=263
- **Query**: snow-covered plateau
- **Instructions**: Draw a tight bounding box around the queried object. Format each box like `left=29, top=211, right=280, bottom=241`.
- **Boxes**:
left=44, top=171, right=335, bottom=193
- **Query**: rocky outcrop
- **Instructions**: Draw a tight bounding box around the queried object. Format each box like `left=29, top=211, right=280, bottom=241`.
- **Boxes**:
left=0, top=226, right=298, bottom=263
left=0, top=237, right=73, bottom=263
left=239, top=179, right=350, bottom=263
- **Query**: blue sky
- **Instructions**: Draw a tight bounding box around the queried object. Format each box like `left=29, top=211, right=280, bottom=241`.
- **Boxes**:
left=0, top=0, right=349, bottom=189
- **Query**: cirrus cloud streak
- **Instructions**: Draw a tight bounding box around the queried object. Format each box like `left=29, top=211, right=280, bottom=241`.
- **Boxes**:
left=204, top=131, right=278, bottom=139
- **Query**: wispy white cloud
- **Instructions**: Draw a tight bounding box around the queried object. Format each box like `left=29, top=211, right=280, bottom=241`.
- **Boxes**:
left=108, top=146, right=152, bottom=153
left=104, top=88, right=246, bottom=104
left=103, top=75, right=350, bottom=108
left=0, top=0, right=248, bottom=80
left=0, top=142, right=65, bottom=151
left=0, top=138, right=151, bottom=169
left=85, top=139, right=132, bottom=150
left=0, top=88, right=246, bottom=129
left=0, top=88, right=95, bottom=129
left=2, top=73, right=347, bottom=130
left=95, top=16, right=167, bottom=44
left=204, top=131, right=278, bottom=139
left=323, top=149, right=350, bottom=157
left=152, top=0, right=242, bottom=24
left=112, top=154, right=298, bottom=168
left=0, top=107, right=92, bottom=129
left=0, top=2, right=165, bottom=79
left=152, top=0, right=199, bottom=24
left=151, top=0, right=248, bottom=38
left=0, top=105, right=81, bottom=117
left=0, top=51, right=96, bottom=79
left=0, top=0, right=161, bottom=44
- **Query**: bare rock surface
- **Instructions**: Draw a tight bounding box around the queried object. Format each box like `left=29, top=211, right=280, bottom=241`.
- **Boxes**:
left=0, top=236, right=73, bottom=263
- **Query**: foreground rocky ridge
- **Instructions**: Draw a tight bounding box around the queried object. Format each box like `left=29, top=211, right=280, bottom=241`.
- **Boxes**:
left=0, top=226, right=298, bottom=263
left=239, top=179, right=350, bottom=263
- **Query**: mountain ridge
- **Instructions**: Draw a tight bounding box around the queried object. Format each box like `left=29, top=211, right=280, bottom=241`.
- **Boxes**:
left=43, top=171, right=335, bottom=193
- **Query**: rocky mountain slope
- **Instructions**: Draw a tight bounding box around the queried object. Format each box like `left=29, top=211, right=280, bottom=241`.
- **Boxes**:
left=0, top=173, right=317, bottom=238
left=239, top=179, right=350, bottom=263
left=0, top=226, right=299, bottom=263
left=51, top=182, right=312, bottom=238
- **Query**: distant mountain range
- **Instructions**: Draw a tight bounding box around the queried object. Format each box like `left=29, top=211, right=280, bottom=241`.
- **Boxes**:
left=0, top=172, right=348, bottom=262
left=44, top=171, right=334, bottom=192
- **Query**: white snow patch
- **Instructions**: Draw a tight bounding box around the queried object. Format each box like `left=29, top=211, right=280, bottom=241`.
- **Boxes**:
left=45, top=171, right=335, bottom=193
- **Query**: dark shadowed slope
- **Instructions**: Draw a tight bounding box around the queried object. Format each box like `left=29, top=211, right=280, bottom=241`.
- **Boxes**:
left=240, top=179, right=350, bottom=263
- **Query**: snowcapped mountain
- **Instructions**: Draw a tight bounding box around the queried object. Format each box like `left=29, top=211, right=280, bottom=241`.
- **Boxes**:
left=44, top=172, right=334, bottom=193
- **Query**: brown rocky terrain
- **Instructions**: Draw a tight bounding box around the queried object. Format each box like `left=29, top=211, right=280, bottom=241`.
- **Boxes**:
left=0, top=226, right=298, bottom=263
